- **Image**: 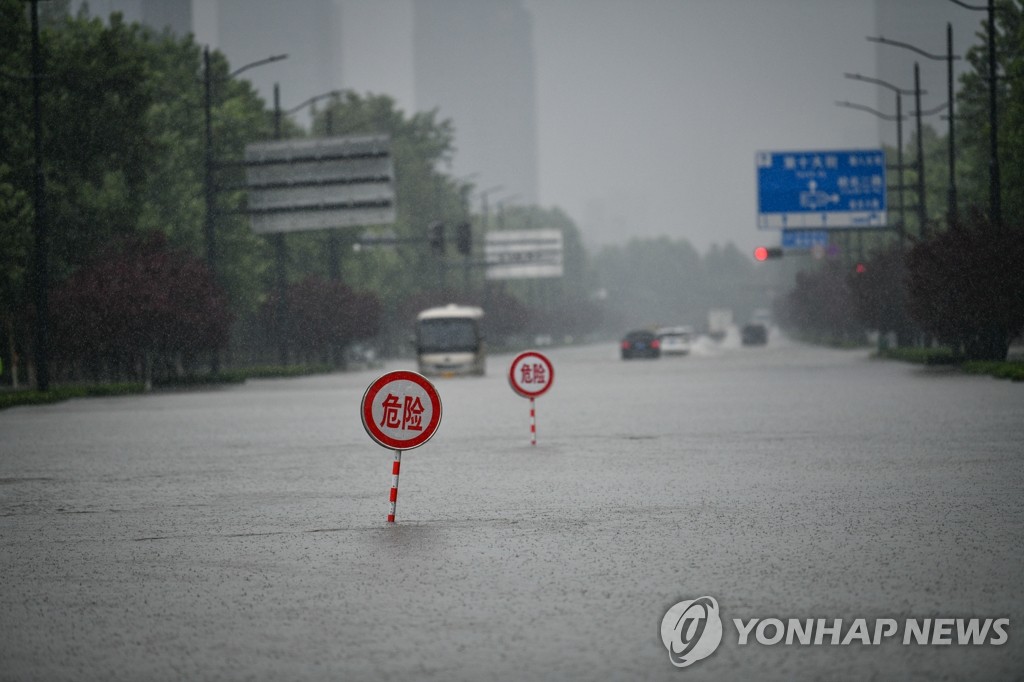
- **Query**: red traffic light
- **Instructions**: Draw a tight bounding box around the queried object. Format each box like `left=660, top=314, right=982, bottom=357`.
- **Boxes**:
left=754, top=246, right=783, bottom=261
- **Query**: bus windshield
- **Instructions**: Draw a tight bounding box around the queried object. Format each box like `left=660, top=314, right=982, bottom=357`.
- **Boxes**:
left=417, top=318, right=479, bottom=353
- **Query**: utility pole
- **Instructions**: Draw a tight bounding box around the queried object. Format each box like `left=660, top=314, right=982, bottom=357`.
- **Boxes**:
left=949, top=0, right=1003, bottom=228
left=29, top=0, right=50, bottom=391
left=273, top=83, right=289, bottom=366
left=914, top=63, right=928, bottom=238
left=987, top=0, right=1001, bottom=228
left=840, top=72, right=916, bottom=249
left=868, top=31, right=961, bottom=231
left=947, top=23, right=958, bottom=225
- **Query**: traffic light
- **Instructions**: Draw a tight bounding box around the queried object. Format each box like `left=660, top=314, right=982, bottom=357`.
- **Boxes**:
left=854, top=262, right=867, bottom=274
left=753, top=246, right=783, bottom=261
left=456, top=222, right=472, bottom=256
left=429, top=221, right=445, bottom=255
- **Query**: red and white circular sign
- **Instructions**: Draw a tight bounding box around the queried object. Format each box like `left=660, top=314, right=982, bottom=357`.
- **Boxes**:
left=508, top=351, right=554, bottom=398
left=361, top=370, right=442, bottom=450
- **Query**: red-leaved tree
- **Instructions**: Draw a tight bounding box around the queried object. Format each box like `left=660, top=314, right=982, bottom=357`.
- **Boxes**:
left=261, top=276, right=382, bottom=361
left=905, top=210, right=1024, bottom=361
left=49, top=233, right=231, bottom=379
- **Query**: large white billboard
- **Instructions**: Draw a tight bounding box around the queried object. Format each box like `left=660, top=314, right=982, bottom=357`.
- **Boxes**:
left=484, top=229, right=563, bottom=280
left=244, top=134, right=395, bottom=234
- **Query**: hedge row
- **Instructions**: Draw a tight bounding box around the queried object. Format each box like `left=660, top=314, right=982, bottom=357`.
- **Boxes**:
left=877, top=348, right=1024, bottom=381
left=0, top=364, right=338, bottom=411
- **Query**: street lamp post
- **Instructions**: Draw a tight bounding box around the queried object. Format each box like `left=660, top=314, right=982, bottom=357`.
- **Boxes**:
left=270, top=86, right=346, bottom=366
left=842, top=73, right=919, bottom=248
left=28, top=0, right=50, bottom=391
left=869, top=31, right=962, bottom=227
left=495, top=194, right=522, bottom=230
left=473, top=185, right=503, bottom=302
left=202, top=49, right=286, bottom=372
left=283, top=90, right=342, bottom=281
left=272, top=84, right=288, bottom=366
left=986, top=0, right=1000, bottom=228
left=947, top=23, right=958, bottom=223
left=202, top=48, right=287, bottom=276
left=478, top=185, right=504, bottom=233
left=914, top=62, right=928, bottom=238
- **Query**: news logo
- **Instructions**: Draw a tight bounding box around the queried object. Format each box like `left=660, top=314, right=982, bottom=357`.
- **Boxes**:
left=660, top=596, right=723, bottom=668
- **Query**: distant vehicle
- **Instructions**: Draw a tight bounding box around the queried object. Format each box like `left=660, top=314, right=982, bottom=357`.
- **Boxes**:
left=345, top=343, right=381, bottom=369
left=657, top=326, right=694, bottom=356
left=415, top=304, right=486, bottom=376
left=621, top=330, right=660, bottom=359
left=750, top=307, right=773, bottom=326
left=707, top=308, right=733, bottom=341
left=741, top=323, right=768, bottom=346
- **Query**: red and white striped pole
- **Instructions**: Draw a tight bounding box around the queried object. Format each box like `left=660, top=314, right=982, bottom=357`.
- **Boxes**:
left=387, top=449, right=402, bottom=523
left=530, top=397, right=536, bottom=446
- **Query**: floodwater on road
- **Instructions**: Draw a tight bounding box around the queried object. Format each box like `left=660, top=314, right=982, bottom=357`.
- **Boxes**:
left=1, top=337, right=1022, bottom=681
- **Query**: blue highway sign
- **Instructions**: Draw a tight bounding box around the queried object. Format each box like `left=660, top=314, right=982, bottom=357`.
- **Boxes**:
left=757, top=149, right=886, bottom=229
left=781, top=229, right=829, bottom=249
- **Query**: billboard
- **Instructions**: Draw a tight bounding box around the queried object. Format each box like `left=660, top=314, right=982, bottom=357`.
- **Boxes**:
left=484, top=229, right=563, bottom=280
left=244, top=134, right=395, bottom=234
left=756, top=149, right=886, bottom=229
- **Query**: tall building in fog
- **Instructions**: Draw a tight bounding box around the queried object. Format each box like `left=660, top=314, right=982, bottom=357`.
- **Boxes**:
left=210, top=0, right=540, bottom=205
left=71, top=0, right=191, bottom=35
left=413, top=0, right=539, bottom=206
left=70, top=0, right=539, bottom=206
left=212, top=0, right=338, bottom=116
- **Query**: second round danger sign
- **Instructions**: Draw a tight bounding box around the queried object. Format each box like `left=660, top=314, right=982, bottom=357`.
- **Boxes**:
left=361, top=370, right=442, bottom=450
left=508, top=350, right=554, bottom=398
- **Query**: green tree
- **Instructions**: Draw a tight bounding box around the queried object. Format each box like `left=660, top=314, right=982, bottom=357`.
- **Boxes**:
left=955, top=0, right=1024, bottom=224
left=0, top=0, right=32, bottom=378
left=306, top=94, right=460, bottom=305
left=37, top=12, right=156, bottom=280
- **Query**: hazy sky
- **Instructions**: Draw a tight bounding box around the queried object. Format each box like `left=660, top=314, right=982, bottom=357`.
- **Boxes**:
left=522, top=0, right=886, bottom=255
left=212, top=0, right=974, bottom=258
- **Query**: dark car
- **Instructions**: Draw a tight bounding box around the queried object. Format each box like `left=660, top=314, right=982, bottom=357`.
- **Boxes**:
left=741, top=323, right=768, bottom=346
left=621, top=330, right=661, bottom=359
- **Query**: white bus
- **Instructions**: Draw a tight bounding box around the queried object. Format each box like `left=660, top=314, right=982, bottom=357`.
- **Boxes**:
left=414, top=304, right=486, bottom=377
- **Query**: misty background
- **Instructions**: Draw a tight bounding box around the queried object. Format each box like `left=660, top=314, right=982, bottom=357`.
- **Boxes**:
left=70, top=0, right=980, bottom=256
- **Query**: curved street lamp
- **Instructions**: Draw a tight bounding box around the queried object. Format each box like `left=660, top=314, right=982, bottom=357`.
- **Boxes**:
left=869, top=27, right=961, bottom=226
left=203, top=49, right=288, bottom=276
left=268, top=84, right=348, bottom=365
left=203, top=49, right=287, bottom=372
left=842, top=73, right=921, bottom=246
left=836, top=100, right=909, bottom=248
left=281, top=89, right=345, bottom=282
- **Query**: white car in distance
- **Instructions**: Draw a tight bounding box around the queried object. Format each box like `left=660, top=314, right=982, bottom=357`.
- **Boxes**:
left=656, top=326, right=694, bottom=356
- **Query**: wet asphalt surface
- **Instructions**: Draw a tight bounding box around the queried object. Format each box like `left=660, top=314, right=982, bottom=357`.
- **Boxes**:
left=1, top=335, right=1023, bottom=681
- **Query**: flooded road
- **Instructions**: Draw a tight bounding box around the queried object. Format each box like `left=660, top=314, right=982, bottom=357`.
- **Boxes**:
left=2, top=338, right=1022, bottom=680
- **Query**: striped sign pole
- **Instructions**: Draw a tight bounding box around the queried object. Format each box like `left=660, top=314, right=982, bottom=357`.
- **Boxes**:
left=387, top=449, right=402, bottom=523
left=361, top=371, right=442, bottom=524
left=530, top=398, right=537, bottom=446
left=509, top=351, right=554, bottom=446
